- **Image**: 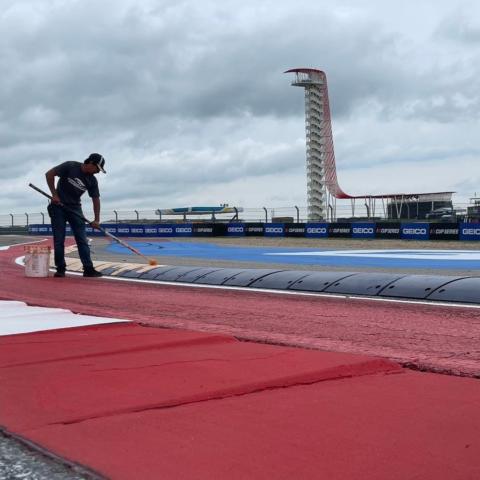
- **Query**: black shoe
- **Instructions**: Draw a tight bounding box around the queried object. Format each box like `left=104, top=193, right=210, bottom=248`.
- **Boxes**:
left=54, top=271, right=65, bottom=278
left=83, top=268, right=103, bottom=278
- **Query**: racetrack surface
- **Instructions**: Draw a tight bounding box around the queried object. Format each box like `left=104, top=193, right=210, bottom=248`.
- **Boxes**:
left=1, top=237, right=480, bottom=377
left=1, top=236, right=480, bottom=479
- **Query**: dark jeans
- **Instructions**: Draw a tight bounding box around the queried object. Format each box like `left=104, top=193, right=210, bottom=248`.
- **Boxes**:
left=48, top=203, right=93, bottom=272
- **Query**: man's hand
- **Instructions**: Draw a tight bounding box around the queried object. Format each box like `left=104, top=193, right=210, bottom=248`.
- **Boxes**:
left=51, top=194, right=62, bottom=205
left=90, top=221, right=101, bottom=230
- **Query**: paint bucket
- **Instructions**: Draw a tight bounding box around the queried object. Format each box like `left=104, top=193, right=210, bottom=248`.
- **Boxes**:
left=24, top=245, right=51, bottom=277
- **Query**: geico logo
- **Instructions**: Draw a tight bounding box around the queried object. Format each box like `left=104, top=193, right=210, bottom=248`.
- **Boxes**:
left=39, top=227, right=48, bottom=232
left=176, top=228, right=192, bottom=233
left=462, top=228, right=480, bottom=235
left=266, top=227, right=283, bottom=233
left=228, top=227, right=244, bottom=233
left=131, top=228, right=143, bottom=233
left=353, top=228, right=374, bottom=234
left=403, top=228, right=427, bottom=235
left=307, top=228, right=327, bottom=234
left=158, top=228, right=173, bottom=233
left=145, top=229, right=157, bottom=233
left=118, top=228, right=130, bottom=233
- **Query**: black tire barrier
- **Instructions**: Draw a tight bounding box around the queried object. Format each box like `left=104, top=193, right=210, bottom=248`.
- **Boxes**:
left=88, top=262, right=480, bottom=304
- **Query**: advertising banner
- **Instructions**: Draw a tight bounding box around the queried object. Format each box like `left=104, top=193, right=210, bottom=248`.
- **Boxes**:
left=401, top=223, right=429, bottom=240
left=328, top=223, right=352, bottom=238
left=245, top=223, right=265, bottom=236
left=29, top=225, right=52, bottom=234
left=174, top=224, right=193, bottom=237
left=459, top=223, right=480, bottom=241
left=429, top=223, right=459, bottom=241
left=305, top=223, right=328, bottom=238
left=351, top=223, right=376, bottom=239
left=192, top=224, right=214, bottom=237
left=156, top=224, right=176, bottom=237
left=375, top=222, right=401, bottom=239
left=227, top=223, right=245, bottom=236
left=212, top=224, right=228, bottom=236
left=264, top=223, right=285, bottom=237
left=285, top=223, right=306, bottom=237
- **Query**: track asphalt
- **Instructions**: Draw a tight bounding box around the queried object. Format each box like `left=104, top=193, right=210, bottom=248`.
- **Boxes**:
left=1, top=236, right=480, bottom=479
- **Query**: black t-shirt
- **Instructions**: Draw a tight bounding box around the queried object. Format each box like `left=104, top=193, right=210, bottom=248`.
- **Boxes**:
left=55, top=161, right=100, bottom=205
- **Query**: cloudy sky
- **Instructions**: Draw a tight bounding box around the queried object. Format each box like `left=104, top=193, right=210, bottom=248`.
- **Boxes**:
left=1, top=0, right=479, bottom=218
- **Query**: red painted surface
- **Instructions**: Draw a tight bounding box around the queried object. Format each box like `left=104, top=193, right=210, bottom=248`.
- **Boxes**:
left=1, top=241, right=480, bottom=478
left=1, top=241, right=479, bottom=376
left=0, top=323, right=399, bottom=430
left=1, top=323, right=479, bottom=480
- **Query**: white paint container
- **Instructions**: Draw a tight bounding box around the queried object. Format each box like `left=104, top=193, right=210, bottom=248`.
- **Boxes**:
left=24, top=245, right=51, bottom=277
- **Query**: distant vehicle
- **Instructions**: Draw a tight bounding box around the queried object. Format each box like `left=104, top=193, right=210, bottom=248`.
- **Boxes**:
left=425, top=207, right=455, bottom=221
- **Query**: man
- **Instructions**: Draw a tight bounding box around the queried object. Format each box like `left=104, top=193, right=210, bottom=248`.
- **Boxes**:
left=45, top=153, right=106, bottom=278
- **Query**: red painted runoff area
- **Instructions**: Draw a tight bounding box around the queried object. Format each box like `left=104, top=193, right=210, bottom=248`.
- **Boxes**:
left=1, top=240, right=479, bottom=376
left=1, top=323, right=480, bottom=480
left=1, top=240, right=480, bottom=478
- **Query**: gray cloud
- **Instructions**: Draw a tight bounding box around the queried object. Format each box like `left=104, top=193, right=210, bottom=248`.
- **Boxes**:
left=1, top=0, right=480, bottom=215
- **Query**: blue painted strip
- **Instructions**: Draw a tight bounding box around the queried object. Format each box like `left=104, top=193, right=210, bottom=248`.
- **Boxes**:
left=105, top=241, right=480, bottom=270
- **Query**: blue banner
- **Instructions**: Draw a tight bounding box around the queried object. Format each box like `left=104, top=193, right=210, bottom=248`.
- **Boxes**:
left=305, top=223, right=328, bottom=238
left=264, top=223, right=285, bottom=237
left=459, top=223, right=480, bottom=241
left=401, top=223, right=429, bottom=240
left=174, top=224, right=193, bottom=237
left=227, top=223, right=245, bottom=236
left=351, top=223, right=376, bottom=238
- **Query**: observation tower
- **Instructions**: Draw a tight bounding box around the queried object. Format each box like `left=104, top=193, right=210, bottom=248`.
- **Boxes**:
left=285, top=68, right=348, bottom=220
left=285, top=68, right=454, bottom=221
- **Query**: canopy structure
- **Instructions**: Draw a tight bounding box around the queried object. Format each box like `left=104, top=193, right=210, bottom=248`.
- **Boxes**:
left=155, top=206, right=243, bottom=221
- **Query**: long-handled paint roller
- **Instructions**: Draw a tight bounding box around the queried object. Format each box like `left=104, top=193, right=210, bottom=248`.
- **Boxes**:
left=29, top=183, right=158, bottom=266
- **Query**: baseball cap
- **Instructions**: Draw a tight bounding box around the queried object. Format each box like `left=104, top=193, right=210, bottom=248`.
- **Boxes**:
left=86, top=153, right=106, bottom=173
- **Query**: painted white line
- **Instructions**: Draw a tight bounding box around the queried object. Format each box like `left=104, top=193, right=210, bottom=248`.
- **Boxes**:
left=13, top=256, right=480, bottom=311
left=266, top=249, right=480, bottom=261
left=0, top=300, right=128, bottom=336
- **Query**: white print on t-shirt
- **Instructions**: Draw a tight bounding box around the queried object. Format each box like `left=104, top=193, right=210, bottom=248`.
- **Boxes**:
left=68, top=178, right=87, bottom=192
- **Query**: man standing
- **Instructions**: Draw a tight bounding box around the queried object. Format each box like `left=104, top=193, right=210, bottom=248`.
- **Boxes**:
left=45, top=153, right=106, bottom=278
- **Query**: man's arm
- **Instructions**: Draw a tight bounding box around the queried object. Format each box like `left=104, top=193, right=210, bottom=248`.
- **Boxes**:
left=45, top=168, right=61, bottom=204
left=91, top=197, right=101, bottom=229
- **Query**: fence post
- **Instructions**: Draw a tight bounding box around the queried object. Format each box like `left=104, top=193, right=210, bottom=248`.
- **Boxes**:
left=9, top=214, right=13, bottom=227
left=25, top=213, right=29, bottom=226
left=364, top=202, right=370, bottom=219
left=41, top=212, right=45, bottom=224
left=263, top=207, right=268, bottom=223
left=156, top=209, right=162, bottom=222
left=134, top=210, right=139, bottom=222
left=114, top=210, right=118, bottom=223
left=294, top=205, right=300, bottom=223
